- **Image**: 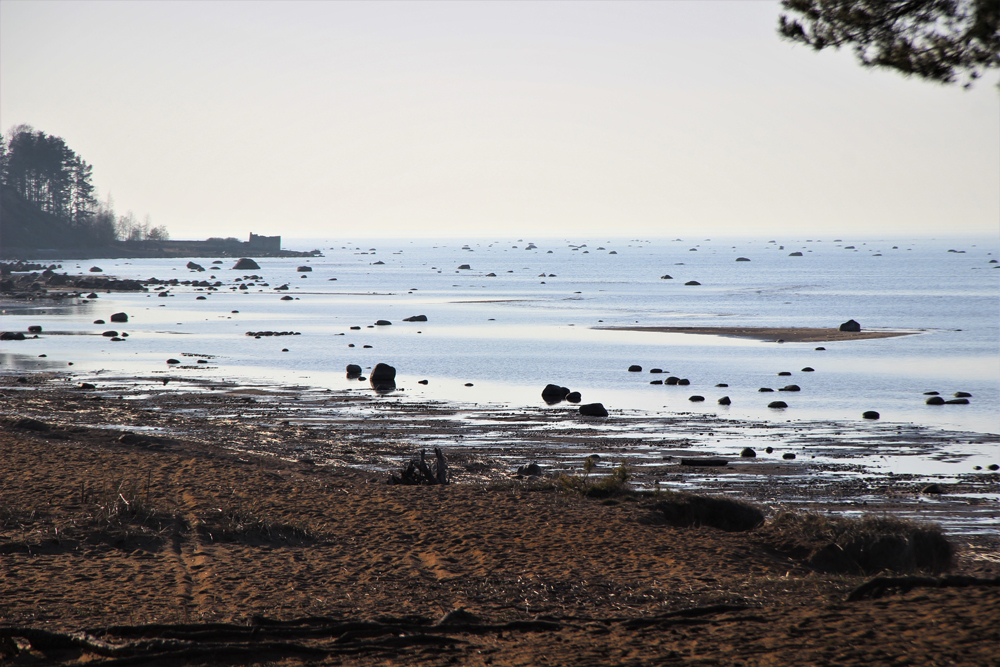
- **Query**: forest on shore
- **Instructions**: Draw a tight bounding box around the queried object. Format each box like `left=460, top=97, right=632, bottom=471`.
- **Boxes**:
left=0, top=125, right=167, bottom=253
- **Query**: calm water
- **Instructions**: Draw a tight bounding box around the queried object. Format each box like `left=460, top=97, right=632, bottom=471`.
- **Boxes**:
left=3, top=235, right=998, bottom=434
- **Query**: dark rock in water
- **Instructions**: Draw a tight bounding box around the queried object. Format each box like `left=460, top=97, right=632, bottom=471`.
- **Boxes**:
left=715, top=383, right=728, bottom=387
left=740, top=447, right=756, bottom=458
left=649, top=368, right=663, bottom=374
left=579, top=403, right=609, bottom=417
left=486, top=273, right=496, bottom=277
left=788, top=252, right=803, bottom=256
left=370, top=363, right=396, bottom=383
left=89, top=266, right=103, bottom=272
left=778, top=371, right=792, bottom=376
left=375, top=320, right=392, bottom=326
left=233, top=258, right=260, bottom=270
left=102, top=331, right=119, bottom=337
left=660, top=274, right=673, bottom=279
left=666, top=376, right=680, bottom=385
left=678, top=378, right=690, bottom=385
left=196, top=296, right=207, bottom=300
left=736, top=257, right=751, bottom=262
left=565, top=391, right=582, bottom=403
left=779, top=385, right=801, bottom=392
left=685, top=280, right=701, bottom=286
left=15, top=418, right=50, bottom=431
left=280, top=295, right=294, bottom=300
left=350, top=326, right=361, bottom=330
left=680, top=458, right=728, bottom=467
left=296, top=265, right=312, bottom=272
left=418, top=379, right=429, bottom=385
left=346, top=364, right=362, bottom=378
left=765, top=447, right=774, bottom=454
left=1, top=332, right=26, bottom=340
left=363, top=344, right=372, bottom=349
left=110, top=312, right=128, bottom=323
left=924, top=391, right=940, bottom=395
left=80, top=382, right=96, bottom=389
left=166, top=358, right=180, bottom=364
left=542, top=384, right=571, bottom=404
left=922, top=484, right=945, bottom=495
left=517, top=463, right=543, bottom=477
left=650, top=380, right=663, bottom=385
left=989, top=464, right=999, bottom=471
left=925, top=397, right=945, bottom=405
left=782, top=452, right=796, bottom=460
left=688, top=395, right=705, bottom=402
left=768, top=401, right=788, bottom=408
left=27, top=325, right=42, bottom=334
left=465, top=383, right=474, bottom=387
left=187, top=261, right=205, bottom=271
left=759, top=387, right=774, bottom=392
left=718, top=396, right=731, bottom=405
left=954, top=391, right=972, bottom=398
left=801, top=367, right=815, bottom=372
left=94, top=319, right=105, bottom=324
left=403, top=315, right=428, bottom=322
left=458, top=264, right=471, bottom=270
left=862, top=410, right=880, bottom=419
left=628, top=365, right=642, bottom=372
left=839, top=319, right=861, bottom=332
left=87, top=293, right=99, bottom=298
left=945, top=398, right=969, bottom=405
left=815, top=347, right=825, bottom=351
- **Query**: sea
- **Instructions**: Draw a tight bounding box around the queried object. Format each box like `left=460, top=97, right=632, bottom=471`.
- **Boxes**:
left=3, top=235, right=998, bottom=438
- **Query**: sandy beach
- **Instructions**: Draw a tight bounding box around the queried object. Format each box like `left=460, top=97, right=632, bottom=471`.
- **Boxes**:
left=594, top=326, right=919, bottom=343
left=2, top=372, right=998, bottom=665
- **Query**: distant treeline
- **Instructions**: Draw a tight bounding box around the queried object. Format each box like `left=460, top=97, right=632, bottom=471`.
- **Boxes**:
left=0, top=125, right=167, bottom=249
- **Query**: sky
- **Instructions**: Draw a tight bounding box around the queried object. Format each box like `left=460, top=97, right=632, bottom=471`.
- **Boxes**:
left=2, top=0, right=998, bottom=240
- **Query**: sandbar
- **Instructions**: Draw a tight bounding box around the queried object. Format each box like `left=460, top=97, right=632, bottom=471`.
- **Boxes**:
left=595, top=325, right=919, bottom=343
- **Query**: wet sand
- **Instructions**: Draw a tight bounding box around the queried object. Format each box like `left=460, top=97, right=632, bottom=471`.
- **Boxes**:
left=595, top=326, right=919, bottom=343
left=1, top=373, right=998, bottom=665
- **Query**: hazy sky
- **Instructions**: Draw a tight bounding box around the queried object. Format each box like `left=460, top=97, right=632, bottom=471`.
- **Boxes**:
left=2, top=0, right=997, bottom=240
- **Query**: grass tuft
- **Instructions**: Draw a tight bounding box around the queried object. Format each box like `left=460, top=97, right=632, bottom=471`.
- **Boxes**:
left=758, top=512, right=954, bottom=575
left=647, top=492, right=765, bottom=532
left=558, top=463, right=631, bottom=498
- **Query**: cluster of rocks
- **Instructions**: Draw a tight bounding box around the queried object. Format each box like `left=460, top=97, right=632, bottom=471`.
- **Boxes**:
left=541, top=384, right=582, bottom=405
left=0, top=269, right=146, bottom=300
left=924, top=391, right=972, bottom=405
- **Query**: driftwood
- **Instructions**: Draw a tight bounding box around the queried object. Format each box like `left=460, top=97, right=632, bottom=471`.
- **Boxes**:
left=389, top=448, right=449, bottom=485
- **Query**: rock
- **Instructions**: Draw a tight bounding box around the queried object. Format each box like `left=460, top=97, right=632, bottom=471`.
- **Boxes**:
left=688, top=395, right=705, bottom=402
left=94, top=320, right=105, bottom=324
left=486, top=273, right=496, bottom=277
left=517, top=463, right=543, bottom=477
left=375, top=320, right=392, bottom=326
left=989, top=464, right=999, bottom=471
left=541, top=384, right=571, bottom=404
left=715, top=383, right=728, bottom=387
left=89, top=266, right=103, bottom=272
left=233, top=258, right=261, bottom=270
left=346, top=364, right=362, bottom=378
left=782, top=452, right=796, bottom=460
left=27, top=325, right=42, bottom=333
left=110, top=312, right=129, bottom=323
left=458, top=264, right=471, bottom=270
left=718, top=396, right=731, bottom=405
left=579, top=403, right=609, bottom=417
left=680, top=458, right=728, bottom=467
left=678, top=379, right=690, bottom=385
left=779, top=385, right=801, bottom=392
left=839, top=319, right=861, bottom=332
left=924, top=391, right=940, bottom=395
left=296, top=266, right=312, bottom=272
left=801, top=367, right=815, bottom=372
left=953, top=391, right=972, bottom=398
left=768, top=401, right=788, bottom=408
left=740, top=447, right=756, bottom=458
left=403, top=315, right=428, bottom=322
left=628, top=365, right=642, bottom=372
left=465, top=383, right=474, bottom=387
left=418, top=379, right=429, bottom=385
left=280, top=295, right=294, bottom=300
left=1, top=332, right=26, bottom=340
left=660, top=274, right=673, bottom=279
left=736, top=257, right=750, bottom=262
left=788, top=252, right=803, bottom=256
left=167, top=358, right=180, bottom=364
left=350, top=326, right=361, bottom=330
left=370, top=363, right=396, bottom=383
left=778, top=371, right=792, bottom=376
left=665, top=376, right=680, bottom=385
left=765, top=447, right=774, bottom=454
left=759, top=387, right=774, bottom=392
left=196, top=296, right=207, bottom=300
left=102, top=331, right=119, bottom=337
left=80, top=382, right=96, bottom=389
left=685, top=280, right=701, bottom=286
left=925, top=396, right=945, bottom=405
left=158, top=292, right=170, bottom=297
left=921, top=484, right=945, bottom=495
left=815, top=346, right=825, bottom=351
left=944, top=398, right=970, bottom=405
left=187, top=261, right=205, bottom=271
left=649, top=368, right=663, bottom=374
left=87, top=293, right=99, bottom=298
left=565, top=391, right=582, bottom=403
left=862, top=411, right=880, bottom=419
left=15, top=418, right=50, bottom=431
left=650, top=380, right=663, bottom=385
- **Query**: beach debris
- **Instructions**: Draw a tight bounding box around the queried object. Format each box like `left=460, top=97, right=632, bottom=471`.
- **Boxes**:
left=403, top=315, right=427, bottom=322
left=926, top=396, right=945, bottom=405
left=863, top=411, right=880, bottom=419
left=628, top=365, right=642, bottom=372
left=517, top=463, right=543, bottom=477
left=389, top=448, right=449, bottom=485
left=768, top=401, right=788, bottom=408
left=232, top=258, right=260, bottom=270
left=688, top=395, right=705, bottom=402
left=740, top=447, right=756, bottom=458
left=839, top=319, right=861, bottom=332
left=110, top=312, right=128, bottom=323
left=579, top=403, right=609, bottom=417
left=718, top=396, right=731, bottom=405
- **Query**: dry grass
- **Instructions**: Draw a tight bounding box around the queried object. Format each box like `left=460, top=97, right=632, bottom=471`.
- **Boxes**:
left=645, top=491, right=765, bottom=532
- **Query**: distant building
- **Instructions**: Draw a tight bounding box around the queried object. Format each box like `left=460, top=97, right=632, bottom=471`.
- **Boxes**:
left=248, top=233, right=280, bottom=251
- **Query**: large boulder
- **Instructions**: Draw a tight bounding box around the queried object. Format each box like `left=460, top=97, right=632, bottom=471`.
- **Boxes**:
left=541, top=384, right=570, bottom=404
left=370, top=363, right=396, bottom=383
left=110, top=312, right=128, bottom=323
left=579, top=403, right=609, bottom=417
left=839, top=319, right=861, bottom=332
left=233, top=258, right=261, bottom=270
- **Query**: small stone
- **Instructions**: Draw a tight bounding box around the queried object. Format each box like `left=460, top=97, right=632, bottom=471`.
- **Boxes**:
left=782, top=453, right=796, bottom=460
left=718, top=396, right=731, bottom=405
left=740, top=447, right=756, bottom=458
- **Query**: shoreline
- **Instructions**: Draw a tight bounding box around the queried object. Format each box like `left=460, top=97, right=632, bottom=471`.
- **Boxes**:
left=594, top=325, right=920, bottom=343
